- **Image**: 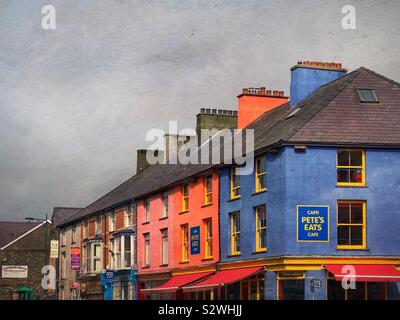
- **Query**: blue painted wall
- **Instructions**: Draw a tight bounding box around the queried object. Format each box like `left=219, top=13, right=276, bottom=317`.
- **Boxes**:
left=219, top=146, right=400, bottom=261
left=290, top=67, right=346, bottom=107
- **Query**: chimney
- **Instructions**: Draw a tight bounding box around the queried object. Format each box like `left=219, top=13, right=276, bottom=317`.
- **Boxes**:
left=136, top=149, right=164, bottom=173
left=290, top=60, right=347, bottom=107
left=237, top=87, right=289, bottom=128
left=196, top=108, right=238, bottom=143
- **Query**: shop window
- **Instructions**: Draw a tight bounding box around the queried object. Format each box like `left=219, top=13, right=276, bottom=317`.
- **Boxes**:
left=182, top=184, right=189, bottom=212
left=255, top=205, right=267, bottom=252
left=337, top=201, right=366, bottom=249
left=327, top=278, right=387, bottom=300
left=230, top=212, right=240, bottom=255
left=337, top=149, right=365, bottom=186
left=144, top=233, right=150, bottom=267
left=161, top=192, right=169, bottom=218
left=161, top=229, right=168, bottom=265
left=181, top=224, right=189, bottom=262
left=204, top=218, right=213, bottom=258
left=204, top=176, right=213, bottom=205
left=240, top=273, right=264, bottom=300
left=230, top=167, right=241, bottom=199
left=277, top=273, right=305, bottom=300
left=255, top=156, right=266, bottom=192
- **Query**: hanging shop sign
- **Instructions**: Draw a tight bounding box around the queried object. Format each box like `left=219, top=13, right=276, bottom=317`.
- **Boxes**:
left=297, top=205, right=329, bottom=242
left=1, top=265, right=28, bottom=278
left=190, top=226, right=200, bottom=255
left=71, top=246, right=81, bottom=271
left=50, top=240, right=59, bottom=258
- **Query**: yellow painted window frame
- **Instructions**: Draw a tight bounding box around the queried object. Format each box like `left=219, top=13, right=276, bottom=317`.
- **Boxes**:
left=181, top=224, right=189, bottom=262
left=240, top=273, right=264, bottom=300
left=182, top=184, right=189, bottom=212
left=204, top=176, right=213, bottom=205
left=230, top=167, right=241, bottom=199
left=255, top=156, right=267, bottom=192
left=230, top=211, right=240, bottom=255
left=204, top=218, right=213, bottom=258
left=276, top=272, right=305, bottom=300
left=337, top=200, right=367, bottom=250
left=336, top=149, right=366, bottom=186
left=327, top=276, right=387, bottom=300
left=255, top=206, right=267, bottom=252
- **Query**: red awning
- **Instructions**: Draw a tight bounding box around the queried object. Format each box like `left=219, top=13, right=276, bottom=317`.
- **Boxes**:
left=182, top=266, right=263, bottom=292
left=141, top=272, right=213, bottom=294
left=325, top=264, right=400, bottom=282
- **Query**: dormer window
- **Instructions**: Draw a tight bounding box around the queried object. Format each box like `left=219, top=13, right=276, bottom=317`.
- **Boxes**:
left=356, top=88, right=379, bottom=103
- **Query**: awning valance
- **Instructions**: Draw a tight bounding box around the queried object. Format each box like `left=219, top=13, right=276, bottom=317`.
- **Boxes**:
left=325, top=264, right=400, bottom=282
left=182, top=266, right=263, bottom=292
left=141, top=271, right=213, bottom=294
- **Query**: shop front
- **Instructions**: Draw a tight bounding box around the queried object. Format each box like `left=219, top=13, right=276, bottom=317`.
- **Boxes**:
left=78, top=274, right=103, bottom=300
left=138, top=272, right=172, bottom=300
left=101, top=268, right=138, bottom=300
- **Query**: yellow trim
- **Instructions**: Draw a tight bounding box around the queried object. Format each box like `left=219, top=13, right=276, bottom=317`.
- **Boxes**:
left=255, top=205, right=267, bottom=252
left=204, top=176, right=213, bottom=205
left=296, top=205, right=330, bottom=243
left=204, top=218, right=213, bottom=259
left=181, top=224, right=189, bottom=262
left=230, top=211, right=240, bottom=255
left=240, top=273, right=264, bottom=300
left=172, top=265, right=216, bottom=275
left=336, top=200, right=367, bottom=250
left=230, top=167, right=241, bottom=199
left=336, top=149, right=366, bottom=186
left=181, top=184, right=189, bottom=212
left=255, top=156, right=267, bottom=193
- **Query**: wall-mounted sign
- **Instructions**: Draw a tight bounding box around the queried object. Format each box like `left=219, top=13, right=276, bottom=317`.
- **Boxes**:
left=297, top=205, right=329, bottom=242
left=50, top=240, right=59, bottom=258
left=71, top=246, right=81, bottom=271
left=190, top=226, right=200, bottom=255
left=1, top=265, right=28, bottom=278
left=103, top=269, right=114, bottom=280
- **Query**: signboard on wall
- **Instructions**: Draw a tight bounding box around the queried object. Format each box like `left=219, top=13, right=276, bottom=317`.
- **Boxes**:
left=2, top=265, right=28, bottom=278
left=50, top=240, right=59, bottom=258
left=190, top=226, right=200, bottom=255
left=71, top=246, right=81, bottom=271
left=297, top=205, right=329, bottom=242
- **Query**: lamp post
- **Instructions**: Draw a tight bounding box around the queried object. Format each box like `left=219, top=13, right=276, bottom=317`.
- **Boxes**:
left=25, top=214, right=49, bottom=299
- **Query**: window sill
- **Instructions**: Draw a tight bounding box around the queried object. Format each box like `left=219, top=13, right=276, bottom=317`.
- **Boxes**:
left=252, top=189, right=267, bottom=196
left=159, top=216, right=168, bottom=221
left=336, top=184, right=368, bottom=188
left=227, top=197, right=241, bottom=203
left=201, top=257, right=214, bottom=261
left=142, top=265, right=151, bottom=269
left=142, top=221, right=150, bottom=225
left=179, top=210, right=189, bottom=215
left=201, top=203, right=213, bottom=208
left=159, top=264, right=169, bottom=267
left=252, top=249, right=267, bottom=255
left=179, top=260, right=189, bottom=264
left=336, top=246, right=369, bottom=251
left=227, top=254, right=241, bottom=258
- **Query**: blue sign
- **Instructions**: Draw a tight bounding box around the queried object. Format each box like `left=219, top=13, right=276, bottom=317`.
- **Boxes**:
left=297, top=205, right=329, bottom=242
left=104, top=269, right=114, bottom=280
left=190, top=226, right=200, bottom=255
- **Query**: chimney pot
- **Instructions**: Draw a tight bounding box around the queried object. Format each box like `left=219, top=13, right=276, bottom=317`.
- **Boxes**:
left=266, top=90, right=272, bottom=96
left=200, top=108, right=205, bottom=113
left=279, top=91, right=284, bottom=97
left=206, top=108, right=211, bottom=114
left=260, top=87, right=266, bottom=95
left=212, top=109, right=217, bottom=114
left=273, top=90, right=279, bottom=96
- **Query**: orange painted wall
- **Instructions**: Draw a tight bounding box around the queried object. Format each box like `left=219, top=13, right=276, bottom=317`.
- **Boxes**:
left=238, top=95, right=288, bottom=128
left=171, top=172, right=219, bottom=269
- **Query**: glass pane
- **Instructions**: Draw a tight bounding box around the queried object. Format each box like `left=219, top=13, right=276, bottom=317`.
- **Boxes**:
left=241, top=282, right=249, bottom=300
left=250, top=281, right=257, bottom=300
left=260, top=229, right=267, bottom=249
left=257, top=158, right=266, bottom=173
left=337, top=169, right=349, bottom=182
left=124, top=253, right=131, bottom=267
left=351, top=203, right=363, bottom=224
left=328, top=280, right=346, bottom=300
left=347, top=282, right=365, bottom=300
left=338, top=203, right=350, bottom=224
left=235, top=234, right=240, bottom=252
left=350, top=226, right=363, bottom=245
left=258, top=207, right=266, bottom=227
left=206, top=177, right=212, bottom=192
left=258, top=175, right=266, bottom=190
left=124, top=236, right=131, bottom=251
left=337, top=151, right=350, bottom=166
left=94, top=244, right=101, bottom=257
left=349, top=169, right=363, bottom=183
left=368, top=283, right=386, bottom=300
left=280, top=280, right=304, bottom=300
left=350, top=151, right=362, bottom=166
left=258, top=280, right=264, bottom=300
left=338, top=226, right=350, bottom=245
left=358, top=89, right=378, bottom=102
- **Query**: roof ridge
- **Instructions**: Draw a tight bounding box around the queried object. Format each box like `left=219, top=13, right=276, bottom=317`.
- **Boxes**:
left=283, top=67, right=364, bottom=141
left=358, top=66, right=400, bottom=88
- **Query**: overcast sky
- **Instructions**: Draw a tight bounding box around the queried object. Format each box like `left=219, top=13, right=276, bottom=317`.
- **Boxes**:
left=0, top=0, right=399, bottom=221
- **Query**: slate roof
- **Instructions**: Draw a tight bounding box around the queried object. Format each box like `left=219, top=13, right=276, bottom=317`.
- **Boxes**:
left=59, top=66, right=400, bottom=227
left=52, top=207, right=83, bottom=227
left=0, top=221, right=41, bottom=249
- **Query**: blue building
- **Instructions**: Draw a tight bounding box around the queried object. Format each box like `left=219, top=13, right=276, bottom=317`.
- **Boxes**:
left=215, top=62, right=400, bottom=300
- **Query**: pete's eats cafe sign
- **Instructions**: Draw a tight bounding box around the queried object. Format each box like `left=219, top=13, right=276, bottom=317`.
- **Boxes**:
left=297, top=205, right=329, bottom=242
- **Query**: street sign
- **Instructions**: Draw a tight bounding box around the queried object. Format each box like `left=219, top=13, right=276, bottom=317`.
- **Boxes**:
left=297, top=205, right=329, bottom=242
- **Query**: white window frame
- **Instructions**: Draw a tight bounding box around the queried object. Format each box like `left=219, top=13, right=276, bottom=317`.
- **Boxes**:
left=86, top=242, right=102, bottom=273
left=162, top=192, right=168, bottom=218
left=161, top=229, right=168, bottom=265
left=72, top=225, right=77, bottom=243
left=95, top=216, right=101, bottom=235
left=144, top=233, right=150, bottom=267
left=61, top=230, right=66, bottom=246
left=111, top=235, right=134, bottom=270
left=109, top=212, right=116, bottom=232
